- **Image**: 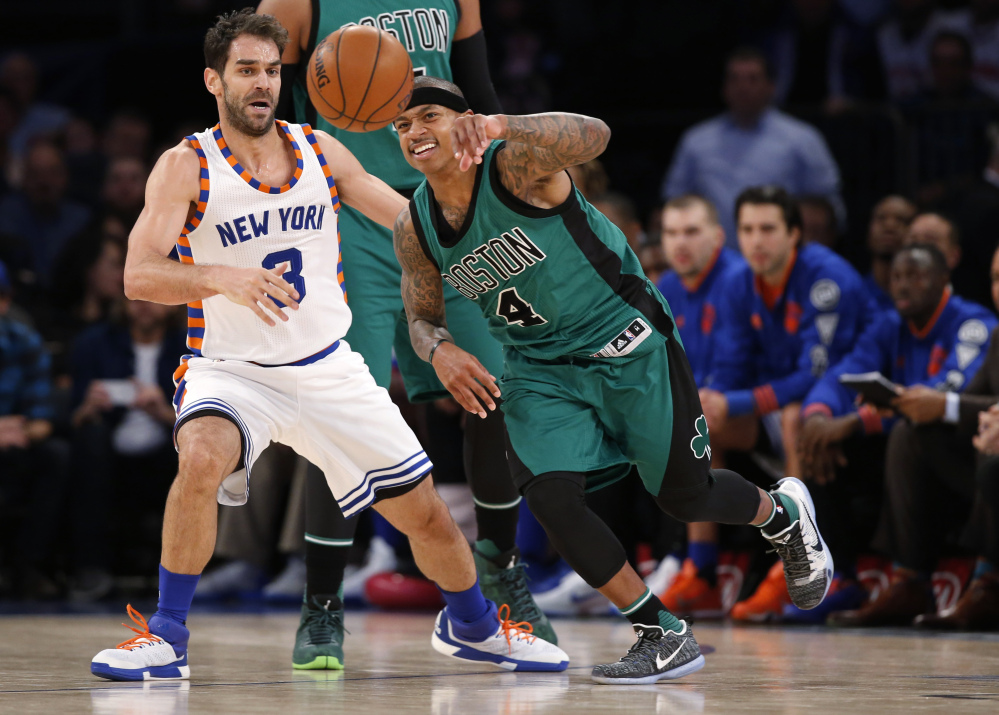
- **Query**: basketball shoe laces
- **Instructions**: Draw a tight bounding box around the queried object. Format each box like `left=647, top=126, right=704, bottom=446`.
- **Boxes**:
left=494, top=560, right=543, bottom=623
left=496, top=603, right=536, bottom=653
left=766, top=523, right=813, bottom=584
left=115, top=604, right=162, bottom=650
left=307, top=599, right=348, bottom=645
left=617, top=627, right=663, bottom=670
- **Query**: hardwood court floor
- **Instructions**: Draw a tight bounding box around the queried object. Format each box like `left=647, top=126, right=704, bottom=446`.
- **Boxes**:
left=1, top=610, right=997, bottom=714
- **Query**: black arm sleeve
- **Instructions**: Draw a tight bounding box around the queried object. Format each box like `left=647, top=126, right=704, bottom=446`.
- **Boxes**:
left=449, top=30, right=502, bottom=115
left=277, top=62, right=299, bottom=123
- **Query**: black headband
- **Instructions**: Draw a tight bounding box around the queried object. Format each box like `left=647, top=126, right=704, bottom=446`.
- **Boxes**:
left=406, top=86, right=469, bottom=113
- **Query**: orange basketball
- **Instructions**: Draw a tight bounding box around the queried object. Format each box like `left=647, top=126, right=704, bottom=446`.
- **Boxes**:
left=306, top=25, right=414, bottom=132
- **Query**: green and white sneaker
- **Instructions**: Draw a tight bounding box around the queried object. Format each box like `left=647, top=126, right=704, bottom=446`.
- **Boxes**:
left=292, top=595, right=346, bottom=670
left=474, top=547, right=558, bottom=645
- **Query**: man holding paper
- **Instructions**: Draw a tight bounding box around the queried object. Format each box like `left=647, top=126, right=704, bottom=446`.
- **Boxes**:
left=799, top=243, right=997, bottom=625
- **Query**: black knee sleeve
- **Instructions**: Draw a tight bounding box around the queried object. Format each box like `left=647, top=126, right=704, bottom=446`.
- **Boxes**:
left=655, top=468, right=759, bottom=524
left=464, top=401, right=520, bottom=506
left=522, top=472, right=627, bottom=588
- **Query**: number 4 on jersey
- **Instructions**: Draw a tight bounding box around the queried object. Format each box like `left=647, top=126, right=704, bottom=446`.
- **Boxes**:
left=496, top=287, right=547, bottom=327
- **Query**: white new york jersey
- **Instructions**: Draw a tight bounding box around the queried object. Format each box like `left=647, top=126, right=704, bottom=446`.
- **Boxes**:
left=176, top=121, right=350, bottom=364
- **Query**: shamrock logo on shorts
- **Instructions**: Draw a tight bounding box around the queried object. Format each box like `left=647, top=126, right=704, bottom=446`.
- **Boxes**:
left=690, top=414, right=711, bottom=460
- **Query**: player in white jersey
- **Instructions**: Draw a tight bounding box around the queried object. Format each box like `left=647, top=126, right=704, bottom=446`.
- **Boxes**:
left=90, top=9, right=567, bottom=681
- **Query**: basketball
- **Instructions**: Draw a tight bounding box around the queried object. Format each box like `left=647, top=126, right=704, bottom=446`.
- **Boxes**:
left=306, top=25, right=414, bottom=132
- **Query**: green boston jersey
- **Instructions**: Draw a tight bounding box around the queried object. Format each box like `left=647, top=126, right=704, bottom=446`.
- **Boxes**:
left=293, top=0, right=458, bottom=190
left=411, top=141, right=678, bottom=362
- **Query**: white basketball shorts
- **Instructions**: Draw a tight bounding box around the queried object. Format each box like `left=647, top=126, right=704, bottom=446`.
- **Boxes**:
left=172, top=341, right=432, bottom=518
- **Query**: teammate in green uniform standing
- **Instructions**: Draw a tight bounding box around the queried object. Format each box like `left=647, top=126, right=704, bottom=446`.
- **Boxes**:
left=256, top=0, right=554, bottom=670
left=392, top=76, right=834, bottom=684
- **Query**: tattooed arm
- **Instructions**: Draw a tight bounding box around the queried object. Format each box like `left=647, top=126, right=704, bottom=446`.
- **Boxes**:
left=393, top=208, right=500, bottom=417
left=394, top=208, right=452, bottom=359
left=449, top=112, right=610, bottom=206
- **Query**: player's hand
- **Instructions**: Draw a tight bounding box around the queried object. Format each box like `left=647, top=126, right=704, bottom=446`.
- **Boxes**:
left=213, top=263, right=300, bottom=326
left=891, top=385, right=945, bottom=424
left=430, top=342, right=501, bottom=418
left=451, top=114, right=504, bottom=172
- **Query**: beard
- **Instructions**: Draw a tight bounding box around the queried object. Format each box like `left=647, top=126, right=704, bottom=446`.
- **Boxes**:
left=221, top=78, right=274, bottom=138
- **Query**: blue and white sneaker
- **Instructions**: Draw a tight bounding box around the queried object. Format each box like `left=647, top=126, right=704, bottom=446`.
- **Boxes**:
left=431, top=603, right=569, bottom=672
left=92, top=606, right=190, bottom=681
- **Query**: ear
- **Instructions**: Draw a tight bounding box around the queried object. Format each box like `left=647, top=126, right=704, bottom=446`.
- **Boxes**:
left=205, top=67, right=220, bottom=96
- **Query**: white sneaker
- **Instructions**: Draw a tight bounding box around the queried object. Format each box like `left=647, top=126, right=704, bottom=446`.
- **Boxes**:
left=534, top=570, right=610, bottom=616
left=91, top=606, right=190, bottom=681
left=431, top=605, right=569, bottom=671
left=763, top=477, right=834, bottom=610
left=342, top=537, right=396, bottom=601
left=193, top=560, right=264, bottom=600
left=644, top=555, right=682, bottom=597
left=263, top=556, right=306, bottom=602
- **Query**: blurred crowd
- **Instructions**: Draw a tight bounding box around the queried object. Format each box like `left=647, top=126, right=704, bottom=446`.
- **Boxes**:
left=1, top=0, right=998, bottom=631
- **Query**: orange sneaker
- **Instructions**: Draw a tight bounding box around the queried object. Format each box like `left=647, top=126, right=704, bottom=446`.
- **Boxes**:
left=730, top=561, right=790, bottom=623
left=660, top=558, right=725, bottom=619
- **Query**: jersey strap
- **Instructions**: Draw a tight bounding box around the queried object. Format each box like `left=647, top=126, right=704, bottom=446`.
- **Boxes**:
left=178, top=135, right=210, bottom=355
left=300, top=123, right=346, bottom=302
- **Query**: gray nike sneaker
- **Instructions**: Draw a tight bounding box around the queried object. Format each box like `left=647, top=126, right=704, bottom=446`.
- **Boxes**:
left=591, top=622, right=705, bottom=685
left=763, top=477, right=834, bottom=610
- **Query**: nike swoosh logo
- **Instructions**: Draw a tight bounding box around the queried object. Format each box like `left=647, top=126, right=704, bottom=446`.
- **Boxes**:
left=656, top=639, right=687, bottom=670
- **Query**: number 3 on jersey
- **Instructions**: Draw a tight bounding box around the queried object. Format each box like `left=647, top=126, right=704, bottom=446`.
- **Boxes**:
left=496, top=287, right=546, bottom=327
left=262, top=248, right=306, bottom=308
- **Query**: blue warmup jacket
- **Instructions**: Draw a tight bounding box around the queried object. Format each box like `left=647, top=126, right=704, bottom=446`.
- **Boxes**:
left=656, top=248, right=745, bottom=387
left=803, top=290, right=997, bottom=433
left=863, top=273, right=894, bottom=318
left=711, top=242, right=871, bottom=417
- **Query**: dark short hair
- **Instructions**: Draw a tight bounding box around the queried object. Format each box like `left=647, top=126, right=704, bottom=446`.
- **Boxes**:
left=897, top=242, right=950, bottom=277
left=664, top=194, right=720, bottom=226
left=204, top=8, right=289, bottom=74
left=735, top=185, right=803, bottom=233
left=726, top=46, right=774, bottom=82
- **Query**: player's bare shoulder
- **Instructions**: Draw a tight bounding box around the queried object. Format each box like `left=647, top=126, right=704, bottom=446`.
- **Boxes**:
left=147, top=139, right=203, bottom=205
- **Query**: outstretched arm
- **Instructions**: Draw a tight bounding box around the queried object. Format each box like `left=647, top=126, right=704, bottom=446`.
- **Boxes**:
left=450, top=112, right=610, bottom=203
left=316, top=130, right=407, bottom=229
left=393, top=208, right=500, bottom=417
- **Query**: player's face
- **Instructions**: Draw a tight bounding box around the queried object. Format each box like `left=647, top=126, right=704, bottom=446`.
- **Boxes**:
left=890, top=251, right=944, bottom=319
left=868, top=196, right=915, bottom=257
left=393, top=104, right=460, bottom=174
left=737, top=203, right=798, bottom=280
left=208, top=35, right=281, bottom=138
left=661, top=204, right=723, bottom=279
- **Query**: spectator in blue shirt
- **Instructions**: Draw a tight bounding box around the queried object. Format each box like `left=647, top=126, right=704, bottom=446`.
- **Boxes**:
left=0, top=259, right=70, bottom=599
left=662, top=47, right=844, bottom=249
left=864, top=195, right=917, bottom=316
left=659, top=186, right=869, bottom=620
left=799, top=243, right=997, bottom=625
left=656, top=194, right=745, bottom=388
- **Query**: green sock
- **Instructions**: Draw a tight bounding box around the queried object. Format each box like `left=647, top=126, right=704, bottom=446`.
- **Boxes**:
left=474, top=539, right=503, bottom=559
left=760, top=492, right=800, bottom=536
left=621, top=587, right=684, bottom=634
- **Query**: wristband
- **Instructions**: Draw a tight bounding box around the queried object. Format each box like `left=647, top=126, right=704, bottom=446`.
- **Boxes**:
left=429, top=338, right=451, bottom=365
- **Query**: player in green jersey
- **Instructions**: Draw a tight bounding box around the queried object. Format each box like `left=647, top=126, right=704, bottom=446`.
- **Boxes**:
left=256, top=0, right=553, bottom=670
left=392, top=76, right=835, bottom=684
